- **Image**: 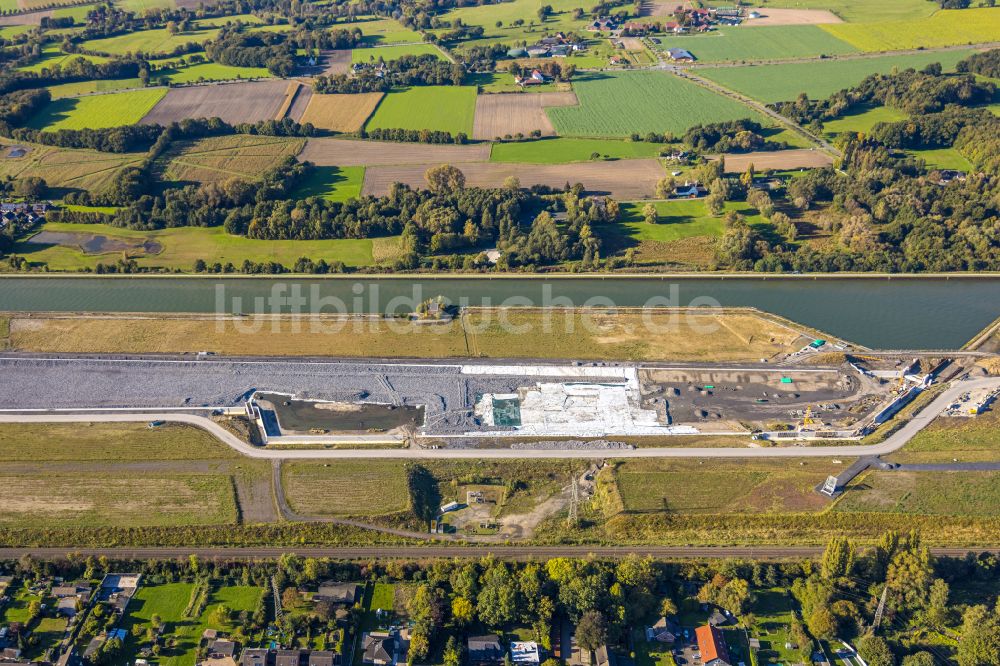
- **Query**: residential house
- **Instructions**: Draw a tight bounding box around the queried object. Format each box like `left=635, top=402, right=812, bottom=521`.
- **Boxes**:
left=362, top=632, right=397, bottom=666
left=515, top=70, right=547, bottom=87
left=708, top=609, right=729, bottom=626
left=594, top=646, right=614, bottom=666
left=97, top=574, right=140, bottom=616
left=313, top=583, right=359, bottom=607
left=467, top=635, right=504, bottom=666
left=240, top=648, right=271, bottom=666
left=2, top=647, right=22, bottom=660
left=276, top=650, right=303, bottom=666
left=645, top=616, right=679, bottom=644
left=56, top=597, right=80, bottom=618
left=673, top=183, right=705, bottom=198
left=695, top=625, right=731, bottom=666
left=510, top=642, right=540, bottom=665
left=622, top=21, right=652, bottom=34
left=666, top=47, right=695, bottom=62
left=305, top=652, right=337, bottom=666
left=209, top=641, right=237, bottom=659
left=586, top=17, right=617, bottom=32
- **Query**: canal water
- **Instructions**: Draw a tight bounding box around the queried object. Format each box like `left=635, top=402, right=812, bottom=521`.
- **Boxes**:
left=0, top=276, right=997, bottom=350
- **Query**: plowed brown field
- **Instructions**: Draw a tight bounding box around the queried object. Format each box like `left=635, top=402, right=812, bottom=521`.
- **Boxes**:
left=472, top=91, right=578, bottom=140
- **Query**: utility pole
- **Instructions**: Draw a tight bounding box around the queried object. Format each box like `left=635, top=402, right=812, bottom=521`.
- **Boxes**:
left=567, top=471, right=579, bottom=527
left=871, top=586, right=889, bottom=634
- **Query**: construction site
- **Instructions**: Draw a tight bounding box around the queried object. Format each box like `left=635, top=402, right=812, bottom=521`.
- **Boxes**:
left=0, top=352, right=959, bottom=444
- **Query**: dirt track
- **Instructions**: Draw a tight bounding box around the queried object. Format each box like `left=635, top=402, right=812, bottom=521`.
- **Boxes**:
left=361, top=159, right=665, bottom=198
left=472, top=92, right=577, bottom=140
left=140, top=80, right=289, bottom=126
left=298, top=137, right=492, bottom=166
left=722, top=149, right=834, bottom=173
left=0, top=9, right=51, bottom=25
left=745, top=7, right=843, bottom=26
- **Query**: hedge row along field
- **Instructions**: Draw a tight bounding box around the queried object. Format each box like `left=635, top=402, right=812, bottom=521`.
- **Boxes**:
left=820, top=7, right=1000, bottom=51
left=697, top=48, right=978, bottom=104
left=655, top=24, right=857, bottom=63
left=547, top=71, right=767, bottom=137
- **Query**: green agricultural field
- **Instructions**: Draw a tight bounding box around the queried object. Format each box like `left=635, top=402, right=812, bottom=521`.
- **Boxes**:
left=821, top=8, right=1000, bottom=51
left=0, top=473, right=237, bottom=528
left=0, top=422, right=237, bottom=461
left=153, top=62, right=271, bottom=84
left=333, top=17, right=423, bottom=45
left=0, top=25, right=34, bottom=39
left=490, top=138, right=663, bottom=163
left=0, top=0, right=19, bottom=11
left=28, top=88, right=166, bottom=131
left=282, top=461, right=410, bottom=517
left=293, top=166, right=366, bottom=202
left=82, top=26, right=222, bottom=55
left=821, top=105, right=908, bottom=137
left=17, top=45, right=109, bottom=73
left=116, top=0, right=175, bottom=11
left=548, top=71, right=765, bottom=137
left=16, top=222, right=384, bottom=270
left=52, top=3, right=98, bottom=22
left=836, top=471, right=1000, bottom=517
left=45, top=78, right=144, bottom=98
left=758, top=0, right=938, bottom=23
left=657, top=25, right=857, bottom=63
left=698, top=49, right=976, bottom=103
left=366, top=85, right=477, bottom=134
left=351, top=43, right=444, bottom=62
left=908, top=147, right=973, bottom=170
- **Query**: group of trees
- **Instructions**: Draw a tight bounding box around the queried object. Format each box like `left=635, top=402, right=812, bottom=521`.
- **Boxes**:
left=683, top=119, right=787, bottom=153
left=314, top=54, right=466, bottom=93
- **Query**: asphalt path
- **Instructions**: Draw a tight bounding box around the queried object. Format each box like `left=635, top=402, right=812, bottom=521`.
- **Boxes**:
left=0, top=545, right=996, bottom=561
left=0, top=377, right=996, bottom=460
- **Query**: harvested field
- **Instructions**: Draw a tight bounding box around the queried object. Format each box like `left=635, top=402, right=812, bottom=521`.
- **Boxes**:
left=156, top=134, right=306, bottom=184
left=722, top=149, right=833, bottom=172
left=274, top=81, right=304, bottom=120
left=285, top=83, right=313, bottom=121
left=745, top=8, right=842, bottom=26
left=299, top=137, right=491, bottom=166
left=140, top=80, right=289, bottom=125
left=472, top=91, right=578, bottom=140
left=298, top=93, right=384, bottom=132
left=362, top=159, right=664, bottom=198
left=0, top=141, right=144, bottom=192
left=282, top=461, right=410, bottom=517
left=620, top=37, right=645, bottom=50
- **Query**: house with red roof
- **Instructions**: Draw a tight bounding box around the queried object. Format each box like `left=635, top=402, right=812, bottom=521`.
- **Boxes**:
left=695, top=625, right=731, bottom=666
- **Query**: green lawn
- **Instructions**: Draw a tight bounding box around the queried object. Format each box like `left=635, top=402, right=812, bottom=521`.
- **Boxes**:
left=614, top=199, right=727, bottom=243
left=350, top=43, right=444, bottom=63
left=0, top=586, right=46, bottom=623
left=756, top=0, right=938, bottom=23
left=889, top=411, right=1000, bottom=463
left=490, top=138, right=663, bottom=164
left=28, top=89, right=166, bottom=131
left=547, top=71, right=765, bottom=138
left=82, top=26, right=222, bottom=55
left=908, top=147, right=973, bottom=170
left=366, top=85, right=477, bottom=134
left=0, top=25, right=34, bottom=39
left=822, top=105, right=909, bottom=137
left=749, top=589, right=801, bottom=665
left=370, top=583, right=394, bottom=612
left=821, top=7, right=1000, bottom=51
left=292, top=166, right=366, bottom=202
left=28, top=617, right=68, bottom=659
left=122, top=584, right=265, bottom=666
left=17, top=222, right=383, bottom=270
left=656, top=25, right=857, bottom=63
left=698, top=49, right=976, bottom=103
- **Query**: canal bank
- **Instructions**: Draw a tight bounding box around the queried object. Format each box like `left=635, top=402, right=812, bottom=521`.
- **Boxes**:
left=1, top=276, right=999, bottom=350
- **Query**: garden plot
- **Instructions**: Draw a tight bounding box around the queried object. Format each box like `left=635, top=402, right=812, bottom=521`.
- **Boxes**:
left=140, top=80, right=290, bottom=125
left=361, top=159, right=665, bottom=198
left=299, top=137, right=491, bottom=166
left=472, top=91, right=578, bottom=139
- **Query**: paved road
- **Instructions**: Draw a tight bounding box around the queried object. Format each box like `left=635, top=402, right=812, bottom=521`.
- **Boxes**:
left=1, top=545, right=996, bottom=561
left=1, top=377, right=997, bottom=460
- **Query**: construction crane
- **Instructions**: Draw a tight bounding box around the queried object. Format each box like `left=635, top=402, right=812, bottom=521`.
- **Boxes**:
left=799, top=405, right=817, bottom=430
